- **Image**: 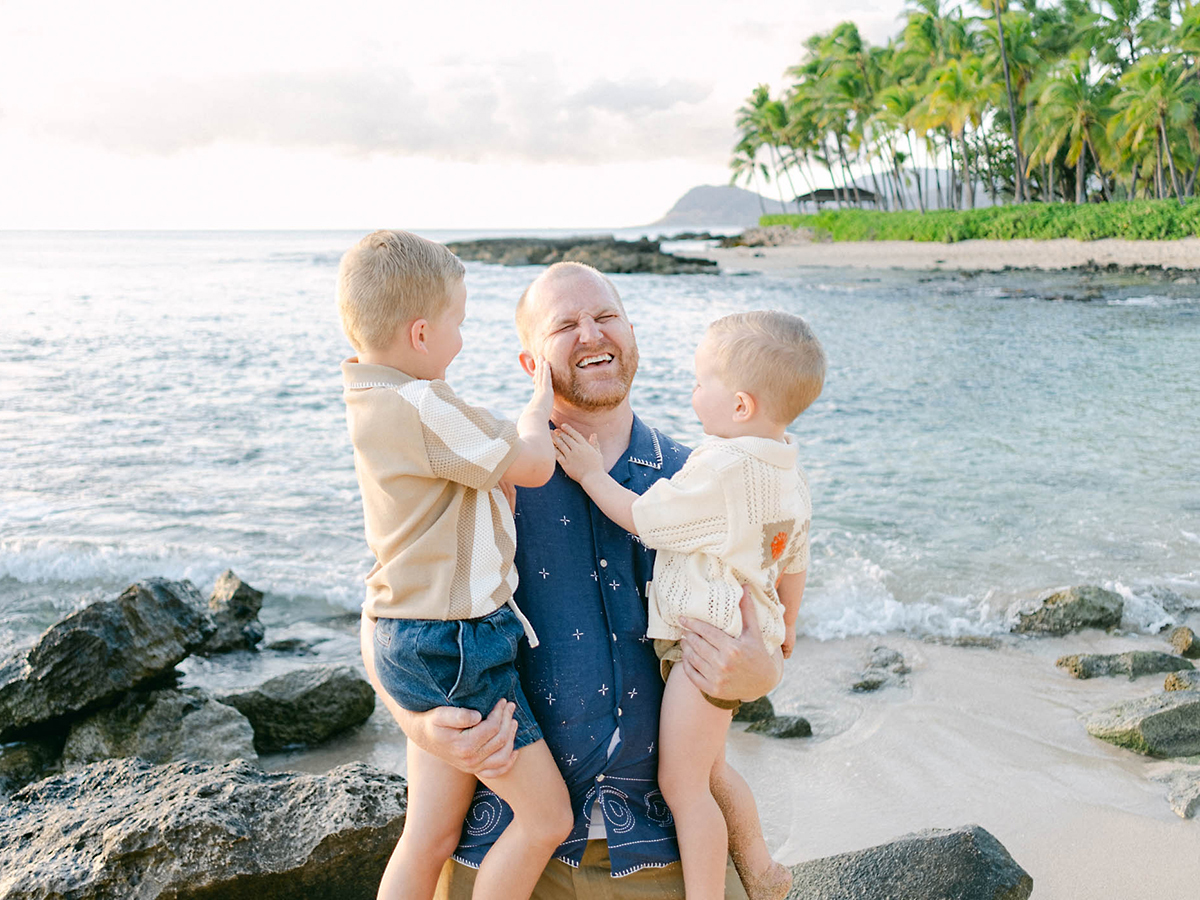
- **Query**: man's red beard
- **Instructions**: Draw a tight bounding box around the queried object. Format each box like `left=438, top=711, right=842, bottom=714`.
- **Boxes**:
left=552, top=342, right=639, bottom=412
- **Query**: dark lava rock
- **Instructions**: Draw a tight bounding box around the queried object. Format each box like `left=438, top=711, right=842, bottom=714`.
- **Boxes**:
left=0, top=758, right=406, bottom=900
left=1170, top=626, right=1200, bottom=660
left=1056, top=651, right=1194, bottom=680
left=0, top=738, right=62, bottom=796
left=786, top=824, right=1032, bottom=900
left=851, top=674, right=888, bottom=693
left=1165, top=670, right=1200, bottom=691
left=62, top=687, right=256, bottom=766
left=218, top=664, right=375, bottom=752
left=733, top=696, right=775, bottom=723
left=1085, top=691, right=1200, bottom=757
left=1012, top=585, right=1123, bottom=635
left=197, top=569, right=266, bottom=655
left=0, top=579, right=213, bottom=741
left=265, top=637, right=318, bottom=655
left=747, top=715, right=812, bottom=739
left=445, top=236, right=718, bottom=274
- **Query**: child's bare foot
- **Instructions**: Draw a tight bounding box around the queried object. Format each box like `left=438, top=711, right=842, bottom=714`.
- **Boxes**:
left=738, top=858, right=792, bottom=900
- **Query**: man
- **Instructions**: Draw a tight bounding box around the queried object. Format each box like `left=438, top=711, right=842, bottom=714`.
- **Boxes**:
left=362, top=261, right=781, bottom=897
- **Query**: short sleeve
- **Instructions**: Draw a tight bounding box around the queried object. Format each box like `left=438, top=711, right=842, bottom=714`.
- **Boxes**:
left=399, top=380, right=519, bottom=490
left=630, top=451, right=729, bottom=555
left=782, top=519, right=810, bottom=574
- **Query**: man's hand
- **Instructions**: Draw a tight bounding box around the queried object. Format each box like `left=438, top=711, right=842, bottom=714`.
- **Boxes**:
left=552, top=423, right=605, bottom=484
left=361, top=613, right=518, bottom=778
left=402, top=700, right=520, bottom=779
left=678, top=588, right=782, bottom=702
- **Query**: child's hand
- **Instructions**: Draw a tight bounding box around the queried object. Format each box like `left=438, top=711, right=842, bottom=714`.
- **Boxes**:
left=552, top=423, right=604, bottom=483
left=781, top=624, right=796, bottom=660
left=528, top=356, right=554, bottom=420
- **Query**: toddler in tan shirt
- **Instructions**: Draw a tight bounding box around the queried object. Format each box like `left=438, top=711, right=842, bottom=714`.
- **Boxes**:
left=338, top=230, right=572, bottom=900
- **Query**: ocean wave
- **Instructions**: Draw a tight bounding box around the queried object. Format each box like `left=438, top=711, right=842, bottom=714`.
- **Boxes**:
left=1106, top=295, right=1197, bottom=307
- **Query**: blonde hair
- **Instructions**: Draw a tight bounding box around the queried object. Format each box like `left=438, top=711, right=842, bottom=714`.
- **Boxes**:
left=705, top=311, right=826, bottom=424
left=336, top=230, right=465, bottom=352
left=515, top=261, right=625, bottom=350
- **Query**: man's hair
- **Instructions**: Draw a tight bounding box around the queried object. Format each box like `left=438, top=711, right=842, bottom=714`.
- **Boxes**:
left=515, top=261, right=624, bottom=350
left=705, top=310, right=826, bottom=424
left=336, top=230, right=465, bottom=352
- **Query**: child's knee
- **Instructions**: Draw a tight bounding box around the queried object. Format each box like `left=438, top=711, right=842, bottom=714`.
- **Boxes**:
left=402, top=819, right=463, bottom=862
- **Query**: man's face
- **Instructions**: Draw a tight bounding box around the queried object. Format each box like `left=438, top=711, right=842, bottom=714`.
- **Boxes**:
left=528, top=271, right=638, bottom=412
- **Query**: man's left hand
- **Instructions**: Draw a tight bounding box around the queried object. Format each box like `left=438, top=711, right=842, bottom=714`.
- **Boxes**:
left=678, top=588, right=782, bottom=702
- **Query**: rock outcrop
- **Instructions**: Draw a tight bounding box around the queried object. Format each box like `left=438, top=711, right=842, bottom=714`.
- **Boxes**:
left=1056, top=651, right=1194, bottom=680
left=62, top=687, right=256, bottom=767
left=1151, top=762, right=1200, bottom=819
left=218, top=664, right=376, bottom=752
left=197, top=569, right=265, bottom=655
left=733, top=696, right=775, bottom=723
left=0, top=579, right=213, bottom=740
left=747, top=715, right=813, bottom=738
left=0, top=738, right=61, bottom=796
left=445, top=236, right=718, bottom=275
left=1012, top=586, right=1123, bottom=635
left=722, top=225, right=818, bottom=247
left=785, top=824, right=1032, bottom=900
left=0, top=758, right=406, bottom=900
left=1166, top=670, right=1200, bottom=691
left=1170, top=626, right=1200, bottom=659
left=1084, top=691, right=1200, bottom=757
left=852, top=645, right=911, bottom=692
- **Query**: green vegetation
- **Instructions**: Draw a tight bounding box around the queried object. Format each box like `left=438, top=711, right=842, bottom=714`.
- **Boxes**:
left=733, top=1, right=1200, bottom=215
left=761, top=199, right=1200, bottom=241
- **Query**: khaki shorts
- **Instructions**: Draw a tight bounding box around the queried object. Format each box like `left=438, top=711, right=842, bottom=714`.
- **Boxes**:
left=655, top=639, right=742, bottom=712
left=434, top=839, right=749, bottom=899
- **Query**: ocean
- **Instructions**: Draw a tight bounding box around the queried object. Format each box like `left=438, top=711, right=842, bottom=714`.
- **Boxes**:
left=2, top=228, right=1199, bottom=655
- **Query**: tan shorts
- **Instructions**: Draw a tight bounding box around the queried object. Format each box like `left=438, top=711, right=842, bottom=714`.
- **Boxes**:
left=655, top=639, right=742, bottom=712
left=434, top=839, right=749, bottom=899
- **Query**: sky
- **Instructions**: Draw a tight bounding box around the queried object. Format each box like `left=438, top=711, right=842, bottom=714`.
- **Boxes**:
left=0, top=0, right=908, bottom=229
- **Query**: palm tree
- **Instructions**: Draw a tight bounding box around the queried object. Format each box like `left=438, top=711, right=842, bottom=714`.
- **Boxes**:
left=1027, top=57, right=1115, bottom=203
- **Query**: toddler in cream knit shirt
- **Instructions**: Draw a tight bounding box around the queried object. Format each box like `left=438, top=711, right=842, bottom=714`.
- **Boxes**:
left=554, top=310, right=825, bottom=900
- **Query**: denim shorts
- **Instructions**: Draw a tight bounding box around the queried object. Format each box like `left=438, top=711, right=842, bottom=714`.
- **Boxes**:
left=373, top=605, right=542, bottom=750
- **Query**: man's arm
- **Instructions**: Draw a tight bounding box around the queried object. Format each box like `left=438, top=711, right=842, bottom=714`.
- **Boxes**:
left=678, top=589, right=783, bottom=702
left=360, top=614, right=518, bottom=778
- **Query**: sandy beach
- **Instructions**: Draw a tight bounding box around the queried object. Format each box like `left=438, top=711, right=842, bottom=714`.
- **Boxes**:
left=696, top=237, right=1200, bottom=273
left=267, top=623, right=1200, bottom=898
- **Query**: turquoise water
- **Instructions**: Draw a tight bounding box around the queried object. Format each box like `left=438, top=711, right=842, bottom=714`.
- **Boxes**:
left=2, top=230, right=1198, bottom=650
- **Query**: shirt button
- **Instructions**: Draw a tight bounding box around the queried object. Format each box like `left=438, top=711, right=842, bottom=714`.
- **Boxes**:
left=617, top=708, right=623, bottom=716
left=611, top=633, right=617, bottom=641
left=596, top=774, right=606, bottom=783
left=599, top=559, right=608, bottom=568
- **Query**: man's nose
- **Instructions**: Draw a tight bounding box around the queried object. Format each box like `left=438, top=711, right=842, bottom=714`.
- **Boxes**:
left=577, top=316, right=602, bottom=343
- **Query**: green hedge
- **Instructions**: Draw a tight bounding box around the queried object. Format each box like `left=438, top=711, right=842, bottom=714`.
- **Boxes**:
left=760, top=199, right=1200, bottom=241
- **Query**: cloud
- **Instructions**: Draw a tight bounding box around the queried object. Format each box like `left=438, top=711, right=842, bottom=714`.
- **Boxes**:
left=15, top=62, right=729, bottom=164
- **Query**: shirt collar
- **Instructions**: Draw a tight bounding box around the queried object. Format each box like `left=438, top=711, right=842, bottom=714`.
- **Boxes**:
left=341, top=358, right=415, bottom=389
left=720, top=433, right=799, bottom=469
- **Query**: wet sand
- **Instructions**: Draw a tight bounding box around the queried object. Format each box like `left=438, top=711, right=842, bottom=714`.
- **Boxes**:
left=696, top=238, right=1200, bottom=273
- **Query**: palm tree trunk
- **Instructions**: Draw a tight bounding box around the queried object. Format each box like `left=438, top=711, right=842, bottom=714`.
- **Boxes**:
left=1042, top=161, right=1050, bottom=202
left=835, top=134, right=862, bottom=205
left=1048, top=160, right=1055, bottom=202
left=821, top=141, right=843, bottom=209
left=1156, top=135, right=1165, bottom=200
left=1086, top=137, right=1111, bottom=202
left=766, top=144, right=790, bottom=211
left=1186, top=157, right=1200, bottom=197
left=905, top=132, right=927, bottom=213
left=993, top=0, right=1025, bottom=203
left=1075, top=150, right=1085, bottom=204
left=867, top=156, right=886, bottom=210
left=960, top=131, right=976, bottom=209
left=1159, top=120, right=1186, bottom=205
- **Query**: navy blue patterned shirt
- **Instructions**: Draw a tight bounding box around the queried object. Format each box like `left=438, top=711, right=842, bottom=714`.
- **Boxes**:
left=452, top=414, right=690, bottom=877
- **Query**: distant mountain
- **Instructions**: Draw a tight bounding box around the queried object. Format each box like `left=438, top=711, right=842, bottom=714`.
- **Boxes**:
left=650, top=185, right=790, bottom=228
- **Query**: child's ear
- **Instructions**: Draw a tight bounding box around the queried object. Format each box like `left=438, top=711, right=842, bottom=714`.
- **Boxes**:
left=409, top=319, right=428, bottom=354
left=733, top=391, right=756, bottom=421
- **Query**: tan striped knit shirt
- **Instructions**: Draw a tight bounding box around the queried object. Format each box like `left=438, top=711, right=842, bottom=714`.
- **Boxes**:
left=342, top=360, right=524, bottom=625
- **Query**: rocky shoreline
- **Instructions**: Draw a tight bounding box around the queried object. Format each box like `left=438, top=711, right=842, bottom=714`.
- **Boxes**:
left=5, top=576, right=1200, bottom=897
left=446, top=235, right=718, bottom=274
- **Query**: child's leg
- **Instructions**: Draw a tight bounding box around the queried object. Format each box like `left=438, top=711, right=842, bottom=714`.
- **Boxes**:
left=378, top=740, right=478, bottom=900
left=658, top=665, right=733, bottom=900
left=473, top=738, right=574, bottom=900
left=712, top=754, right=792, bottom=900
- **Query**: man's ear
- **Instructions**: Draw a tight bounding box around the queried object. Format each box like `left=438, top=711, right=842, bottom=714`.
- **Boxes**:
left=409, top=319, right=428, bottom=354
left=518, top=350, right=537, bottom=377
left=733, top=391, right=756, bottom=422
